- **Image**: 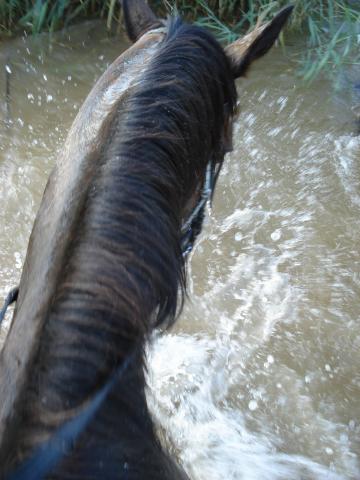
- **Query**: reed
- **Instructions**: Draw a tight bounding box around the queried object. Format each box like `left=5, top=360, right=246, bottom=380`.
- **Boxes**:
left=167, top=0, right=360, bottom=81
left=0, top=0, right=122, bottom=35
left=0, top=1, right=359, bottom=80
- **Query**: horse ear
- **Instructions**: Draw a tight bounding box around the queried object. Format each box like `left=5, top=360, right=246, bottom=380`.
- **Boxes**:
left=121, top=0, right=162, bottom=42
left=225, top=5, right=293, bottom=78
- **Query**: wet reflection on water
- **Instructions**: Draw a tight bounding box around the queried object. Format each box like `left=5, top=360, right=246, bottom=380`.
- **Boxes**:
left=1, top=21, right=359, bottom=480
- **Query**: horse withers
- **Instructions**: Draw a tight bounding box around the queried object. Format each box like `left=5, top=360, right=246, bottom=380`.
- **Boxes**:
left=0, top=1, right=292, bottom=478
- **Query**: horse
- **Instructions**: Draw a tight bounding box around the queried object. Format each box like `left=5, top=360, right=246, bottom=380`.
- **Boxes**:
left=0, top=1, right=292, bottom=478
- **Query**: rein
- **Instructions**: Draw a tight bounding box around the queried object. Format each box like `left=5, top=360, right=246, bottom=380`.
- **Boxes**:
left=0, top=287, right=18, bottom=327
left=7, top=349, right=138, bottom=480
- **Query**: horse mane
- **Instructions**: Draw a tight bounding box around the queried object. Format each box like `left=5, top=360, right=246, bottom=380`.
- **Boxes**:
left=2, top=18, right=237, bottom=476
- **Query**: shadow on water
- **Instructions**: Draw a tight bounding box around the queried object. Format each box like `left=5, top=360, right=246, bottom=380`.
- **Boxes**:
left=0, top=20, right=359, bottom=480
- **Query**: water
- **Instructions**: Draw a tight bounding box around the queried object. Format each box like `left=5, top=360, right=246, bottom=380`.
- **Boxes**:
left=1, top=21, right=359, bottom=479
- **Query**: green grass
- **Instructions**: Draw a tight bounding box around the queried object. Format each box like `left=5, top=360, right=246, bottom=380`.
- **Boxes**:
left=0, top=0, right=123, bottom=35
left=1, top=1, right=359, bottom=82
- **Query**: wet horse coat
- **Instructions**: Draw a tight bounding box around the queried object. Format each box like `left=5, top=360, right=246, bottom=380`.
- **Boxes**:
left=0, top=2, right=292, bottom=478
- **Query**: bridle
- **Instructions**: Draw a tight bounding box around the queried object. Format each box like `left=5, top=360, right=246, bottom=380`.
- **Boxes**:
left=180, top=103, right=233, bottom=257
left=181, top=156, right=223, bottom=257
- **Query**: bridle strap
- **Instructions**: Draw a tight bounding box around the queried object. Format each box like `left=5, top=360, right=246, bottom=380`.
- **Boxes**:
left=181, top=159, right=220, bottom=256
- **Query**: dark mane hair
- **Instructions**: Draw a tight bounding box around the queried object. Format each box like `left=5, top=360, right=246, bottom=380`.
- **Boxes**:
left=2, top=18, right=237, bottom=478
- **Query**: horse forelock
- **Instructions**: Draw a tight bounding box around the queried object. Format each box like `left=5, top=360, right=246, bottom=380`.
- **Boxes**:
left=1, top=18, right=237, bottom=477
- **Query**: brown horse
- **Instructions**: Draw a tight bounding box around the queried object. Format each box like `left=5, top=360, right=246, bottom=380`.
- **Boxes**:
left=0, top=1, right=292, bottom=478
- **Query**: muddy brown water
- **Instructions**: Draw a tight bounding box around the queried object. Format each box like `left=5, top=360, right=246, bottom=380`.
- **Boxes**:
left=0, top=21, right=359, bottom=479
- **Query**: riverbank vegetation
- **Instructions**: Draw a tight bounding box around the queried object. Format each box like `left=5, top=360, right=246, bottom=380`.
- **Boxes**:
left=1, top=1, right=359, bottom=81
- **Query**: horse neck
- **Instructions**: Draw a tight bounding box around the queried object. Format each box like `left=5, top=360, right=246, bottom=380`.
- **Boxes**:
left=3, top=20, right=237, bottom=472
left=8, top=142, right=186, bottom=466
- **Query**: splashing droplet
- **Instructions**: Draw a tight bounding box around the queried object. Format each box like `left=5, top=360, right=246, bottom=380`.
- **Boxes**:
left=248, top=400, right=258, bottom=411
